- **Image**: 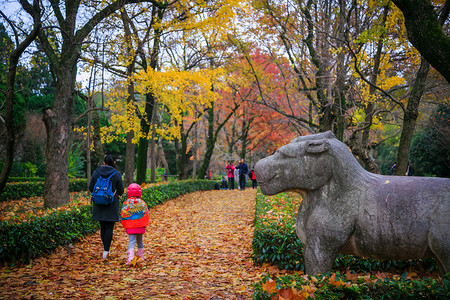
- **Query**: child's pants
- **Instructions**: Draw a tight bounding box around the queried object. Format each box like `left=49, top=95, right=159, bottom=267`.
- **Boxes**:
left=128, top=234, right=144, bottom=250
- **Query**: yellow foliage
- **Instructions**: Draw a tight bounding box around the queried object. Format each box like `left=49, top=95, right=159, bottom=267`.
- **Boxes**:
left=134, top=67, right=226, bottom=140
left=353, top=108, right=366, bottom=124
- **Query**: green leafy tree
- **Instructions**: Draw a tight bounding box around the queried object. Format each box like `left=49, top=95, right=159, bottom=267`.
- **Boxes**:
left=409, top=105, right=450, bottom=177
left=68, top=142, right=86, bottom=178
left=0, top=3, right=41, bottom=194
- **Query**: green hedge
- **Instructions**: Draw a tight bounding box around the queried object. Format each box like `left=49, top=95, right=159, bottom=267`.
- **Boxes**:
left=0, top=180, right=216, bottom=265
left=252, top=191, right=438, bottom=273
left=253, top=272, right=450, bottom=299
left=7, top=177, right=44, bottom=183
left=0, top=178, right=87, bottom=202
left=252, top=192, right=304, bottom=270
left=0, top=205, right=98, bottom=265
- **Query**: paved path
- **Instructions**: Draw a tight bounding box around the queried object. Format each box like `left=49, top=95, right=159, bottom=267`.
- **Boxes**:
left=1, top=189, right=262, bottom=299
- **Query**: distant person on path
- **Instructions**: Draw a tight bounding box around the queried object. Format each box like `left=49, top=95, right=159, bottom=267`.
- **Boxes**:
left=220, top=173, right=228, bottom=190
left=206, top=169, right=212, bottom=180
left=225, top=161, right=235, bottom=190
left=406, top=162, right=414, bottom=176
left=121, top=183, right=149, bottom=265
left=250, top=168, right=257, bottom=189
left=236, top=159, right=249, bottom=190
left=234, top=164, right=240, bottom=190
left=389, top=162, right=396, bottom=175
left=89, top=155, right=124, bottom=259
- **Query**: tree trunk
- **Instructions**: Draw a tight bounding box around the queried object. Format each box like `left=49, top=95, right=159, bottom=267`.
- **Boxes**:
left=86, top=66, right=95, bottom=184
left=392, top=0, right=450, bottom=84
left=348, top=5, right=389, bottom=174
left=395, top=58, right=430, bottom=175
left=197, top=100, right=238, bottom=179
left=192, top=123, right=198, bottom=179
left=92, top=110, right=104, bottom=167
left=197, top=105, right=215, bottom=179
left=174, top=116, right=189, bottom=180
left=0, top=62, right=16, bottom=194
left=347, top=132, right=380, bottom=173
left=149, top=103, right=158, bottom=183
left=124, top=129, right=135, bottom=186
left=157, top=138, right=169, bottom=176
left=149, top=135, right=156, bottom=183
left=333, top=0, right=348, bottom=142
left=0, top=1, right=40, bottom=195
left=43, top=65, right=77, bottom=208
left=178, top=133, right=188, bottom=180
left=136, top=93, right=155, bottom=184
left=86, top=105, right=92, bottom=184
left=135, top=7, right=162, bottom=184
left=239, top=119, right=248, bottom=160
left=136, top=123, right=149, bottom=184
left=122, top=10, right=137, bottom=187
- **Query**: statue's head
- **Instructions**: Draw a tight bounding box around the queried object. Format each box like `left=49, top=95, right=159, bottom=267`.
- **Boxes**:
left=254, top=131, right=337, bottom=195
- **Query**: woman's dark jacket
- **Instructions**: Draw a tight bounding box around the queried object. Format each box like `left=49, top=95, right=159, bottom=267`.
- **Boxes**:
left=89, top=165, right=124, bottom=222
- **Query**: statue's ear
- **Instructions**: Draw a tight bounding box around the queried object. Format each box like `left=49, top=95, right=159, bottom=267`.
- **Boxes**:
left=278, top=143, right=301, bottom=157
left=305, top=140, right=330, bottom=154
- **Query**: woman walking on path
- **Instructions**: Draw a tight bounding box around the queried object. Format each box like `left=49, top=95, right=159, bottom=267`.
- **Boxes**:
left=121, top=183, right=149, bottom=265
left=89, top=155, right=124, bottom=259
left=225, top=161, right=235, bottom=190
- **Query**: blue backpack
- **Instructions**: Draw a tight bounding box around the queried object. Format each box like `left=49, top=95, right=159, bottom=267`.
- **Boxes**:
left=91, top=171, right=117, bottom=205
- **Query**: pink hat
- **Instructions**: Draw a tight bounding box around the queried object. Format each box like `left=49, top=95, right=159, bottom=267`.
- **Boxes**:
left=127, top=183, right=141, bottom=198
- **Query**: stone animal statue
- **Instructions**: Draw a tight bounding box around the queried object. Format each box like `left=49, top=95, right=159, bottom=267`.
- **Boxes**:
left=254, top=131, right=450, bottom=275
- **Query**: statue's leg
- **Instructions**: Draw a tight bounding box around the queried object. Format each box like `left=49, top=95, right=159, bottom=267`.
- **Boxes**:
left=428, top=228, right=450, bottom=276
left=303, top=238, right=339, bottom=275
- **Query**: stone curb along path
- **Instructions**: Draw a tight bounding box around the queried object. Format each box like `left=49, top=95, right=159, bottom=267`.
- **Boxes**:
left=1, top=189, right=264, bottom=299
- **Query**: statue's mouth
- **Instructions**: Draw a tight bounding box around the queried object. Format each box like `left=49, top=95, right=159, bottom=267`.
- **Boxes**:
left=257, top=173, right=276, bottom=186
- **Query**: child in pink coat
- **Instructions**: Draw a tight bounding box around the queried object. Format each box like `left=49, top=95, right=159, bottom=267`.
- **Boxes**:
left=121, top=183, right=149, bottom=264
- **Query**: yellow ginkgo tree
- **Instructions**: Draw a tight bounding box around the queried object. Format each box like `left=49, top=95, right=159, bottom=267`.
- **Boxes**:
left=134, top=67, right=227, bottom=179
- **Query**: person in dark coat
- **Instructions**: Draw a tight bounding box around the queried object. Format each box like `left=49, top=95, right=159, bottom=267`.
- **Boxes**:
left=89, top=155, right=124, bottom=259
left=236, top=159, right=249, bottom=190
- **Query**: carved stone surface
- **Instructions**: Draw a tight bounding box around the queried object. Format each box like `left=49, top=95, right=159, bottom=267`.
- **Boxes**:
left=254, top=131, right=450, bottom=275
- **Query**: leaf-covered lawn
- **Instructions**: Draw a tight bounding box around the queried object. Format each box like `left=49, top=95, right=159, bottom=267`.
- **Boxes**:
left=0, top=189, right=266, bottom=299
left=0, top=192, right=91, bottom=224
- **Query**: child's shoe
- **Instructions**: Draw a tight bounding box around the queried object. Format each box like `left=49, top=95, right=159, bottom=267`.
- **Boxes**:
left=126, top=249, right=134, bottom=265
left=137, top=248, right=145, bottom=261
left=102, top=251, right=110, bottom=259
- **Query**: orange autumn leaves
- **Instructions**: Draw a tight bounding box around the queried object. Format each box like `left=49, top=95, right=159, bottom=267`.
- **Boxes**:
left=261, top=273, right=336, bottom=300
left=261, top=269, right=426, bottom=300
left=0, top=192, right=91, bottom=224
left=0, top=189, right=263, bottom=299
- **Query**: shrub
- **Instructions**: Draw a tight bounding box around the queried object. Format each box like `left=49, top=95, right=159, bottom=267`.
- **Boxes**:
left=252, top=192, right=304, bottom=270
left=0, top=205, right=98, bottom=265
left=253, top=272, right=450, bottom=299
left=7, top=177, right=44, bottom=182
left=0, top=178, right=88, bottom=202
